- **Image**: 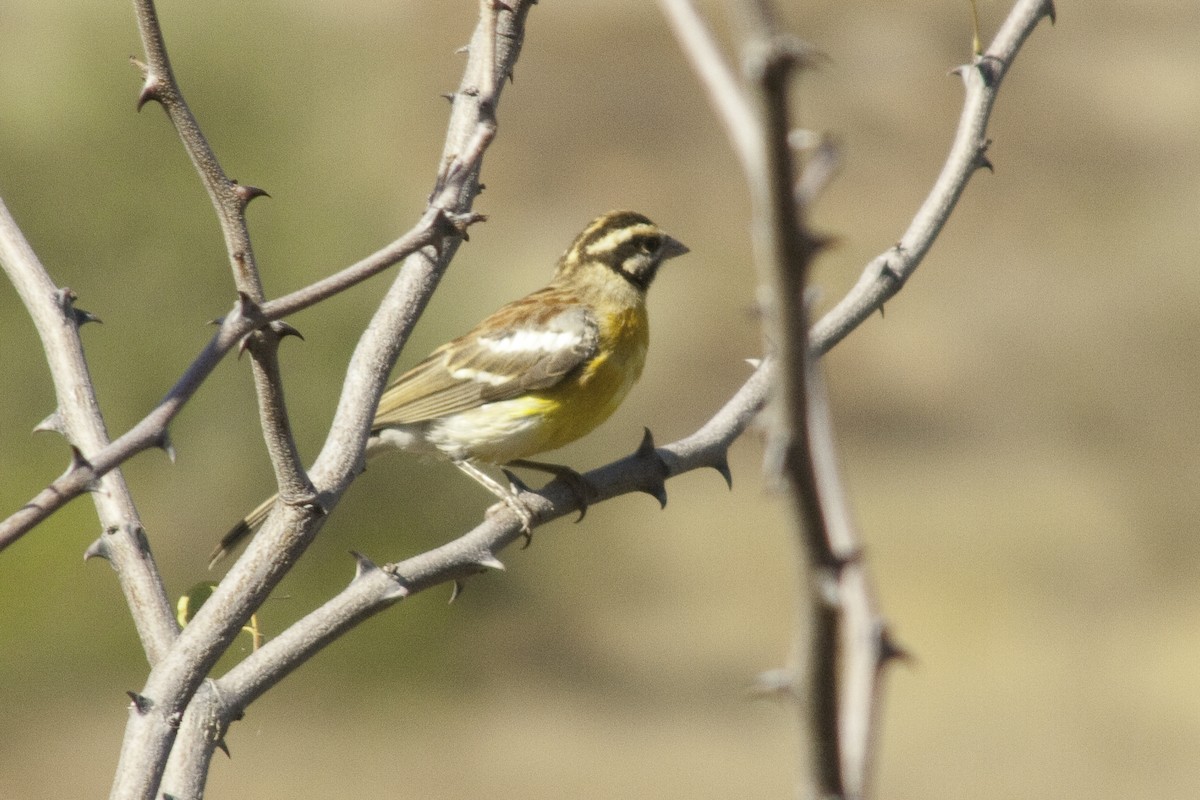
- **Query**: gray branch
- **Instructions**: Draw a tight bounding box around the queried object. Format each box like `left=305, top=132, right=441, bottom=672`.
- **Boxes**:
left=0, top=199, right=178, bottom=665
left=108, top=3, right=534, bottom=799
left=663, top=0, right=1056, bottom=797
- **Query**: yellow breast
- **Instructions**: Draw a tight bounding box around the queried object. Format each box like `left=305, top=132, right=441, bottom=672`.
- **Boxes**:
left=433, top=305, right=649, bottom=464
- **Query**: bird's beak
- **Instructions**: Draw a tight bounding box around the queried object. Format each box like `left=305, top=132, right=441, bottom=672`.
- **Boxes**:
left=661, top=235, right=689, bottom=260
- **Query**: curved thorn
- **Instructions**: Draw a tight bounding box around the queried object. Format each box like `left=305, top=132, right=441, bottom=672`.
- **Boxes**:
left=711, top=455, right=733, bottom=490
left=68, top=445, right=93, bottom=474
left=157, top=431, right=177, bottom=464
left=640, top=482, right=668, bottom=510
left=73, top=307, right=103, bottom=326
left=270, top=320, right=304, bottom=341
left=232, top=182, right=271, bottom=206
left=83, top=537, right=111, bottom=562
left=878, top=623, right=913, bottom=667
left=33, top=410, right=66, bottom=436
left=126, top=691, right=154, bottom=714
left=449, top=580, right=464, bottom=604
left=136, top=80, right=161, bottom=111
left=475, top=553, right=506, bottom=571
left=350, top=550, right=378, bottom=580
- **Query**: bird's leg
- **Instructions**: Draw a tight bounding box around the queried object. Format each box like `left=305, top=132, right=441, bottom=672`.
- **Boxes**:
left=506, top=458, right=598, bottom=522
left=451, top=459, right=535, bottom=534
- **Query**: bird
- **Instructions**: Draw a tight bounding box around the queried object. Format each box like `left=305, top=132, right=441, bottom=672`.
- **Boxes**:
left=209, top=210, right=688, bottom=568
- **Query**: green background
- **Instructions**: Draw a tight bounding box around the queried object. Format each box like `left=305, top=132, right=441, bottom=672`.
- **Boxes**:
left=1, top=1, right=1197, bottom=797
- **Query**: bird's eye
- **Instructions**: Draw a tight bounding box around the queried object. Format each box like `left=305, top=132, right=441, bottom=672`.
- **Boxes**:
left=638, top=236, right=662, bottom=254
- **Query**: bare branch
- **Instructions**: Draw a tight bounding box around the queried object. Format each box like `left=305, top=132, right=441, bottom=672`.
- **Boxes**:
left=207, top=360, right=772, bottom=724
left=0, top=198, right=178, bottom=664
left=738, top=19, right=844, bottom=798
left=809, top=0, right=1057, bottom=358
left=131, top=0, right=312, bottom=518
left=658, top=0, right=761, bottom=180
left=665, top=0, right=1055, bottom=796
left=0, top=221, right=448, bottom=550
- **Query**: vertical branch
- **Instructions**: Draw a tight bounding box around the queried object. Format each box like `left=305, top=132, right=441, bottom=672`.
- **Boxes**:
left=0, top=198, right=179, bottom=665
left=739, top=29, right=844, bottom=798
left=665, top=1, right=1054, bottom=797
left=131, top=0, right=312, bottom=511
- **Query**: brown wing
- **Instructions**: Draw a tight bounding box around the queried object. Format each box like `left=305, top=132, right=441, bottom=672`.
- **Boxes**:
left=372, top=291, right=599, bottom=429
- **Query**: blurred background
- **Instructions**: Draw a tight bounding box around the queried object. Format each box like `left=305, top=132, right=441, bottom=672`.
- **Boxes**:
left=1, top=0, right=1197, bottom=797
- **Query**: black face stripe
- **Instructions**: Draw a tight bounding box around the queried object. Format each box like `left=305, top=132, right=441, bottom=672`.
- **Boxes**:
left=554, top=211, right=680, bottom=291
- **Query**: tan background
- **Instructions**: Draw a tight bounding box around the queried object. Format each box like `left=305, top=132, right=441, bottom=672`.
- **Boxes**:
left=1, top=1, right=1197, bottom=797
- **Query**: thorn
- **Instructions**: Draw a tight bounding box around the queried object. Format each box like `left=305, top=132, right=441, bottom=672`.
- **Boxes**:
left=83, top=537, right=111, bottom=562
left=878, top=623, right=913, bottom=667
left=810, top=232, right=840, bottom=254
left=73, top=306, right=103, bottom=326
left=233, top=291, right=263, bottom=324
left=269, top=320, right=304, bottom=341
left=635, top=428, right=669, bottom=509
left=639, top=480, right=668, bottom=509
left=232, top=182, right=271, bottom=207
left=635, top=427, right=659, bottom=460
left=449, top=580, right=464, bottom=603
left=878, top=304, right=886, bottom=319
left=350, top=550, right=377, bottom=580
left=33, top=410, right=66, bottom=436
left=440, top=92, right=456, bottom=103
left=477, top=183, right=486, bottom=193
left=710, top=454, right=733, bottom=490
left=215, top=738, right=231, bottom=758
left=744, top=358, right=762, bottom=369
left=475, top=552, right=506, bottom=571
left=439, top=209, right=486, bottom=243
left=136, top=75, right=163, bottom=111
left=880, top=258, right=903, bottom=284
left=157, top=431, right=176, bottom=463
left=1044, top=0, right=1057, bottom=24
left=455, top=44, right=470, bottom=55
left=68, top=445, right=93, bottom=475
left=54, top=287, right=101, bottom=326
left=975, top=139, right=994, bottom=173
left=975, top=55, right=1002, bottom=88
left=126, top=691, right=154, bottom=714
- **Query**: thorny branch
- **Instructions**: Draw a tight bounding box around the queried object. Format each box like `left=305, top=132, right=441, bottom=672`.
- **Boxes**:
left=662, top=0, right=1055, bottom=797
left=106, top=3, right=531, bottom=800
left=0, top=0, right=1055, bottom=798
left=0, top=200, right=179, bottom=664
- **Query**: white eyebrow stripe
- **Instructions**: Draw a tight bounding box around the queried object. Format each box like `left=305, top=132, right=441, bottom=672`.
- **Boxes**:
left=583, top=223, right=657, bottom=256
left=478, top=328, right=583, bottom=354
left=450, top=367, right=511, bottom=386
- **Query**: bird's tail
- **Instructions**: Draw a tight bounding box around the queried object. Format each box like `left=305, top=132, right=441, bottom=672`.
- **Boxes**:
left=208, top=494, right=278, bottom=569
